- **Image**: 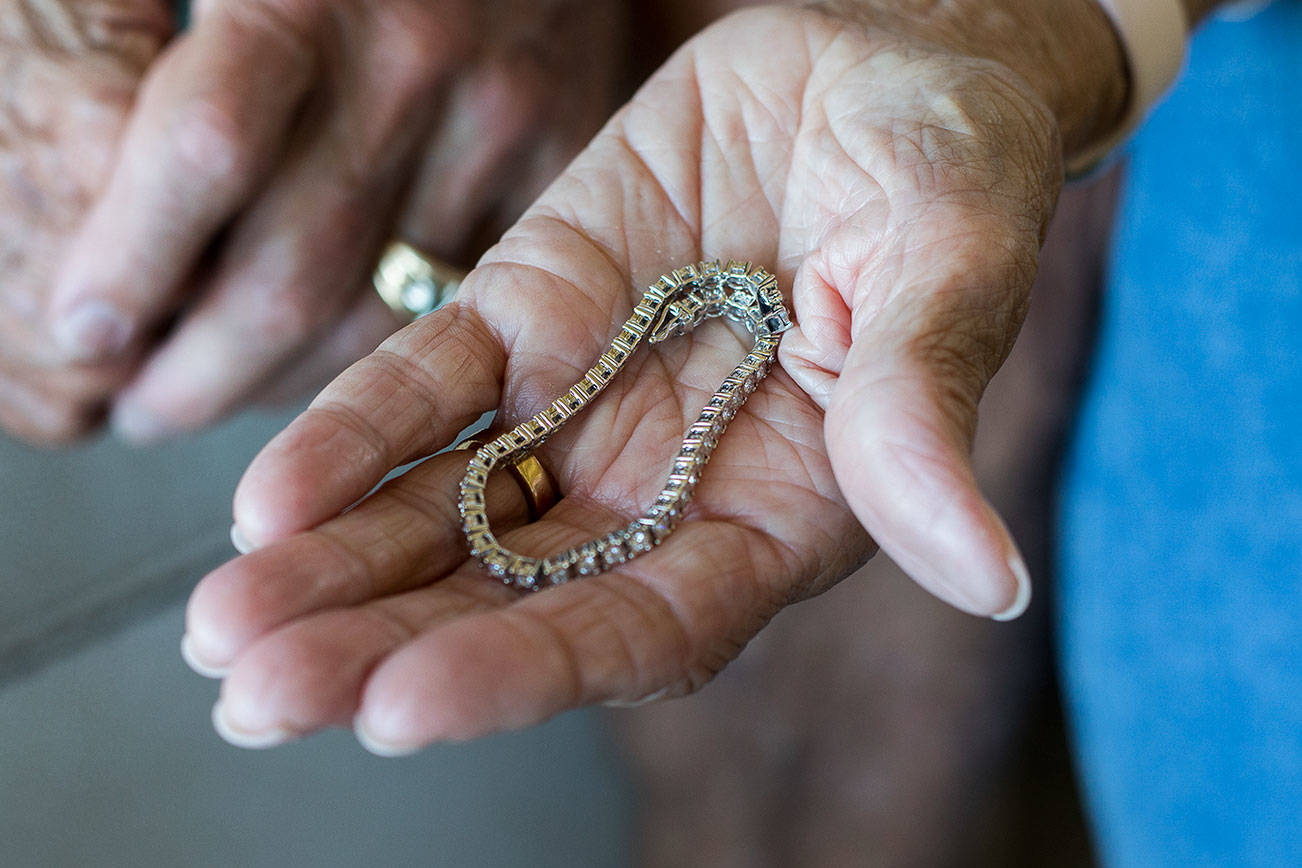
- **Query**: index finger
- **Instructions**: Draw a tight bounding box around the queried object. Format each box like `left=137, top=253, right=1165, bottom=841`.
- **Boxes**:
left=48, top=1, right=320, bottom=362
left=229, top=234, right=642, bottom=549
left=231, top=299, right=506, bottom=548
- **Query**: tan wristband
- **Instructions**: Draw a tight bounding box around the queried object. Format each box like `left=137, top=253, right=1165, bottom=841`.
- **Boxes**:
left=1068, top=0, right=1189, bottom=175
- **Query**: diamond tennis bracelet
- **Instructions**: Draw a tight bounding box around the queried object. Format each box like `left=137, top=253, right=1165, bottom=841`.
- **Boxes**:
left=458, top=259, right=793, bottom=590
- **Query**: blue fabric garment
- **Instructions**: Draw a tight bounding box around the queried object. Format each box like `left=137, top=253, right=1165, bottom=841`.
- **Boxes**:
left=1058, top=3, right=1302, bottom=865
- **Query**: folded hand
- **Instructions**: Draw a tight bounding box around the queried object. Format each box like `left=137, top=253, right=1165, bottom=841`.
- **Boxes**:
left=19, top=0, right=620, bottom=444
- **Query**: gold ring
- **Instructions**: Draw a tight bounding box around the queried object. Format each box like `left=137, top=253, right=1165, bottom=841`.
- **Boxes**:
left=455, top=437, right=559, bottom=521
left=374, top=241, right=467, bottom=322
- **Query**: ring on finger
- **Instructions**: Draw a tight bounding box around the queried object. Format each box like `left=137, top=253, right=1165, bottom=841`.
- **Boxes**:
left=374, top=241, right=467, bottom=322
left=455, top=436, right=559, bottom=521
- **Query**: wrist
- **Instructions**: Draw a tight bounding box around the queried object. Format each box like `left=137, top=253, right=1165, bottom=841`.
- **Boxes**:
left=1182, top=0, right=1224, bottom=22
left=815, top=0, right=1130, bottom=164
left=1069, top=0, right=1190, bottom=173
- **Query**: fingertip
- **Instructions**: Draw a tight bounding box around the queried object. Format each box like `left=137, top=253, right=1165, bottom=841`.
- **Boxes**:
left=109, top=401, right=178, bottom=445
left=233, top=413, right=385, bottom=545
left=211, top=700, right=295, bottom=750
left=900, top=519, right=1032, bottom=620
left=357, top=648, right=455, bottom=749
left=52, top=299, right=134, bottom=363
left=827, top=398, right=1029, bottom=620
left=872, top=495, right=1029, bottom=620
left=826, top=336, right=1033, bottom=620
left=230, top=523, right=256, bottom=555
left=231, top=441, right=307, bottom=546
left=185, top=557, right=272, bottom=671
left=359, top=625, right=521, bottom=747
left=231, top=457, right=308, bottom=548
left=354, top=714, right=422, bottom=758
left=181, top=634, right=229, bottom=679
left=183, top=595, right=236, bottom=674
left=991, top=553, right=1032, bottom=622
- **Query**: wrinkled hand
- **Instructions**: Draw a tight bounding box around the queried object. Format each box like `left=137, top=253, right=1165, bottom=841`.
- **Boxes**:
left=41, top=0, right=622, bottom=443
left=0, top=0, right=170, bottom=442
left=185, top=6, right=1061, bottom=752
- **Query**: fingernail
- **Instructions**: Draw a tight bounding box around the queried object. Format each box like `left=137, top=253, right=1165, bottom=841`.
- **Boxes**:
left=211, top=701, right=294, bottom=750
left=602, top=685, right=674, bottom=709
left=354, top=715, right=420, bottom=758
left=230, top=524, right=256, bottom=555
left=55, top=300, right=132, bottom=361
left=110, top=403, right=174, bottom=445
left=992, top=554, right=1032, bottom=622
left=181, top=634, right=228, bottom=679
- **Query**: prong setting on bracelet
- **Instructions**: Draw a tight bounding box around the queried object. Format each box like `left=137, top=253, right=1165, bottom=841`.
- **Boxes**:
left=457, top=259, right=793, bottom=590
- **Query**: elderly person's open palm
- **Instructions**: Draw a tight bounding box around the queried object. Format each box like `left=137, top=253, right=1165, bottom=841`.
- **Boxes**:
left=184, top=3, right=1118, bottom=753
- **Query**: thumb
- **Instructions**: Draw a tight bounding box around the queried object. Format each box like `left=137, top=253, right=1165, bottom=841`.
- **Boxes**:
left=790, top=238, right=1036, bottom=621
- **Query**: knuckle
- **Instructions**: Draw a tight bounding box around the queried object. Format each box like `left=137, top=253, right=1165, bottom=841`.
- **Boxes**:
left=356, top=3, right=471, bottom=121
left=378, top=28, right=443, bottom=90
left=245, top=285, right=323, bottom=346
left=473, top=62, right=546, bottom=138
left=439, top=309, right=503, bottom=385
left=166, top=98, right=252, bottom=193
left=595, top=575, right=727, bottom=704
left=307, top=398, right=391, bottom=469
left=386, top=303, right=503, bottom=394
left=372, top=2, right=468, bottom=73
left=222, top=0, right=319, bottom=66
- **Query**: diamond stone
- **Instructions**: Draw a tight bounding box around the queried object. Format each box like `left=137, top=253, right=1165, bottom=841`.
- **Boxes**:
left=577, top=551, right=601, bottom=576
left=401, top=280, right=437, bottom=314
left=601, top=543, right=627, bottom=567
left=629, top=528, right=654, bottom=553
left=543, top=559, right=572, bottom=585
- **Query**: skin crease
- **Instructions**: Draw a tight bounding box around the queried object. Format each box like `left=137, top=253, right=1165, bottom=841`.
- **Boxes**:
left=0, top=0, right=623, bottom=445
left=183, top=3, right=1138, bottom=754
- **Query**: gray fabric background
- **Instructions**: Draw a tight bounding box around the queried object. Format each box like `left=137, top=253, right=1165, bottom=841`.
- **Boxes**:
left=0, top=413, right=285, bottom=684
left=0, top=413, right=630, bottom=866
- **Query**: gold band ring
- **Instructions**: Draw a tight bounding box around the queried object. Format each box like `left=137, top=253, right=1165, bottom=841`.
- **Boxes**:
left=455, top=437, right=559, bottom=521
left=374, top=241, right=467, bottom=322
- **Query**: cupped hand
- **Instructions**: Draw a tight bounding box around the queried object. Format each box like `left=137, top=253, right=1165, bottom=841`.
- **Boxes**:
left=185, top=6, right=1061, bottom=752
left=0, top=0, right=170, bottom=443
left=44, top=0, right=624, bottom=443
